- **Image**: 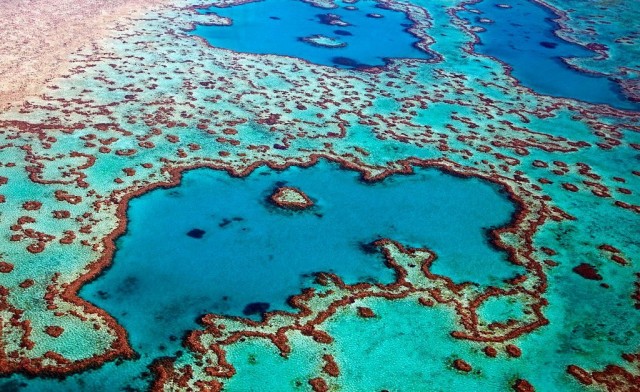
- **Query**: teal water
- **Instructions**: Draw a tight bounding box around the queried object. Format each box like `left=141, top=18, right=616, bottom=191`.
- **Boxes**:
left=6, top=161, right=517, bottom=391
left=1, top=0, right=639, bottom=390
left=192, top=0, right=430, bottom=68
left=460, top=0, right=638, bottom=110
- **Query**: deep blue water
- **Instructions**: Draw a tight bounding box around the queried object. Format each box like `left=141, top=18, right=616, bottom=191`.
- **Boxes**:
left=192, top=0, right=637, bottom=109
left=95, top=161, right=517, bottom=320
left=6, top=161, right=517, bottom=391
left=192, top=0, right=430, bottom=68
left=461, top=0, right=638, bottom=110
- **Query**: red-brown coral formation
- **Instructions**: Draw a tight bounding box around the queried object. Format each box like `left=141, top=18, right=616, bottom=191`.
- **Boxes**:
left=568, top=353, right=640, bottom=391
left=572, top=263, right=603, bottom=281
left=505, top=344, right=522, bottom=358
left=309, top=377, right=329, bottom=392
left=567, top=364, right=594, bottom=385
left=513, top=378, right=535, bottom=392
left=44, top=326, right=65, bottom=338
left=483, top=346, right=498, bottom=358
left=321, top=354, right=340, bottom=377
left=0, top=261, right=14, bottom=273
left=453, top=359, right=472, bottom=372
left=356, top=306, right=376, bottom=318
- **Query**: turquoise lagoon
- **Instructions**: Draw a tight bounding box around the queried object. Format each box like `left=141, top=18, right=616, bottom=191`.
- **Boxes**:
left=5, top=162, right=516, bottom=390
left=192, top=0, right=430, bottom=68
left=460, top=0, right=638, bottom=110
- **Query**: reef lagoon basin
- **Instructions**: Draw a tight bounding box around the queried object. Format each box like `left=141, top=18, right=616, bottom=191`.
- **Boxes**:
left=5, top=161, right=518, bottom=391
left=192, top=0, right=431, bottom=68
left=1, top=0, right=639, bottom=390
left=88, top=160, right=517, bottom=319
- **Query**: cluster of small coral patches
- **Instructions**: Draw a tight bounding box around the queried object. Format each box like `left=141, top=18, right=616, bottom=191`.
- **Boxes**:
left=567, top=353, right=640, bottom=391
left=633, top=273, right=640, bottom=310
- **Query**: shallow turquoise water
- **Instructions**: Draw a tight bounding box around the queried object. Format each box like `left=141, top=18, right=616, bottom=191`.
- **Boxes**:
left=6, top=161, right=516, bottom=391
left=193, top=0, right=430, bottom=67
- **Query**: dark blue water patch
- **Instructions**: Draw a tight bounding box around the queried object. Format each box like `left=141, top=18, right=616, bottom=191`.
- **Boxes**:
left=186, top=228, right=206, bottom=238
left=0, top=380, right=26, bottom=392
left=332, top=56, right=361, bottom=67
left=191, top=0, right=430, bottom=68
left=539, top=41, right=557, bottom=49
left=334, top=29, right=352, bottom=36
left=460, top=0, right=638, bottom=110
left=243, top=302, right=271, bottom=316
left=8, top=161, right=519, bottom=391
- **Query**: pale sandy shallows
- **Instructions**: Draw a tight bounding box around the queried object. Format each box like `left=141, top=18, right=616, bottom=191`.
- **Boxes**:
left=0, top=0, right=166, bottom=111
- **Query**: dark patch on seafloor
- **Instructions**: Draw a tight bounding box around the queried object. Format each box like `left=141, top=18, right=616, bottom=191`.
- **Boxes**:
left=0, top=380, right=27, bottom=392
left=334, top=29, right=352, bottom=36
left=243, top=302, right=271, bottom=316
left=187, top=228, right=206, bottom=238
left=359, top=240, right=382, bottom=255
left=219, top=217, right=244, bottom=228
left=332, top=56, right=361, bottom=67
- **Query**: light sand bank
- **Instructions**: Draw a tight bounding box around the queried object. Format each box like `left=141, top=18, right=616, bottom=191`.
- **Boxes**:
left=0, top=0, right=167, bottom=111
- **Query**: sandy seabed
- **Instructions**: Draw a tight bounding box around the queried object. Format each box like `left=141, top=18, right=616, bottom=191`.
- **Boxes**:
left=0, top=0, right=166, bottom=111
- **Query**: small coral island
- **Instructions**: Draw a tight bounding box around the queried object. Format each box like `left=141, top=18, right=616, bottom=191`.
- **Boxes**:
left=269, top=186, right=314, bottom=210
left=299, top=34, right=347, bottom=48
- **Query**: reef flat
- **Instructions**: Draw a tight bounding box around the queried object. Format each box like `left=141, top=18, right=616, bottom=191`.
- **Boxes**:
left=0, top=0, right=639, bottom=391
left=0, top=0, right=169, bottom=112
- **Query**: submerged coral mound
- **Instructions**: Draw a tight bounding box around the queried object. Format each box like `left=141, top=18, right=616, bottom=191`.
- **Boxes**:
left=299, top=34, right=347, bottom=49
left=269, top=186, right=315, bottom=210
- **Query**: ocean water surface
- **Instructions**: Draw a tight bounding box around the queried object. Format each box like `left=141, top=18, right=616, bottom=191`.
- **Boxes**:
left=6, top=161, right=515, bottom=391
left=460, top=0, right=637, bottom=109
left=1, top=0, right=639, bottom=390
left=192, top=0, right=430, bottom=67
